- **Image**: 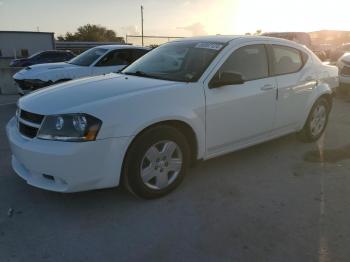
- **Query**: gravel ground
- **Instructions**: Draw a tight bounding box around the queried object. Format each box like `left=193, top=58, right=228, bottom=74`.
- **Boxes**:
left=0, top=95, right=350, bottom=262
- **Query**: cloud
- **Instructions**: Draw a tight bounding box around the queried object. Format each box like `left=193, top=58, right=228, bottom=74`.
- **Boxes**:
left=182, top=1, right=191, bottom=7
left=0, top=1, right=3, bottom=6
left=177, top=22, right=207, bottom=36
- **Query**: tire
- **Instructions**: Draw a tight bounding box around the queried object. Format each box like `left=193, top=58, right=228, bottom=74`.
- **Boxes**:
left=298, top=97, right=330, bottom=142
left=122, top=125, right=190, bottom=199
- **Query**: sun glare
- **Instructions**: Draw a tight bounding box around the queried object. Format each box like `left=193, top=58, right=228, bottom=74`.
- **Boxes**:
left=216, top=0, right=350, bottom=34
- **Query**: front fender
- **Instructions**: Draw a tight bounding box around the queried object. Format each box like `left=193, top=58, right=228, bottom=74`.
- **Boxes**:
left=129, top=111, right=206, bottom=160
left=80, top=83, right=207, bottom=160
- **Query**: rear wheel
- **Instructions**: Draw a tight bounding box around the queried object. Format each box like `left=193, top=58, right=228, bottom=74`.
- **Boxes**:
left=298, top=97, right=330, bottom=142
left=123, top=126, right=190, bottom=199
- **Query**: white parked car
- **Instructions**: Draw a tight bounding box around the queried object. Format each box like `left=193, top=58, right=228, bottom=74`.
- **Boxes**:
left=13, top=45, right=149, bottom=95
left=7, top=36, right=339, bottom=198
left=337, top=53, right=350, bottom=86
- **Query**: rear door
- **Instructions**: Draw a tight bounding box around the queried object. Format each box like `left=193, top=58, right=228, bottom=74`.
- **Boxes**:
left=205, top=43, right=277, bottom=156
left=268, top=44, right=315, bottom=132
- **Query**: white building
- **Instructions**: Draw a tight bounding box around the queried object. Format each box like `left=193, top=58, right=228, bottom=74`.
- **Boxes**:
left=0, top=31, right=55, bottom=58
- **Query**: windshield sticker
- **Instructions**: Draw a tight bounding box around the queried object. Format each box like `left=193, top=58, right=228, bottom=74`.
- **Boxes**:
left=195, top=43, right=223, bottom=50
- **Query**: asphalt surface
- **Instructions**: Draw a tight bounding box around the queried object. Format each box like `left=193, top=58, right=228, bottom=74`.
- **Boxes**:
left=1, top=95, right=350, bottom=262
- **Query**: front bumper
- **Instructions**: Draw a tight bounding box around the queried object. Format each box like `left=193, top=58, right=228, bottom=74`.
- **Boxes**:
left=6, top=117, right=131, bottom=192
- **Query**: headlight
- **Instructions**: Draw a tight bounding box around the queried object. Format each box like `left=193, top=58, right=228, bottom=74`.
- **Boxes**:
left=37, top=114, right=102, bottom=142
left=26, top=79, right=50, bottom=89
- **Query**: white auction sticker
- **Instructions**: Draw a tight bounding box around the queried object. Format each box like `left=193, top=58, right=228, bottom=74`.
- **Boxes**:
left=195, top=43, right=223, bottom=50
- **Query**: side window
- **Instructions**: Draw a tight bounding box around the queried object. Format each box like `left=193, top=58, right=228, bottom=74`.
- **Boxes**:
left=96, top=50, right=132, bottom=67
left=38, top=52, right=53, bottom=59
left=131, top=49, right=148, bottom=61
left=216, top=45, right=268, bottom=81
left=270, top=45, right=304, bottom=75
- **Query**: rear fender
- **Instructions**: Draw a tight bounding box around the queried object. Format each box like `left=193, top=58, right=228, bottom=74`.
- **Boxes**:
left=298, top=82, right=332, bottom=130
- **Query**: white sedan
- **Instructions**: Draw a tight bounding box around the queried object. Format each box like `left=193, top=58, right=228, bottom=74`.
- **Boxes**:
left=6, top=36, right=338, bottom=198
left=13, top=45, right=149, bottom=95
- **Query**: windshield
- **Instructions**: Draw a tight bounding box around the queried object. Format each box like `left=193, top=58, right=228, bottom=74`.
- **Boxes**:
left=122, top=41, right=225, bottom=82
left=28, top=51, right=42, bottom=59
left=68, top=48, right=108, bottom=66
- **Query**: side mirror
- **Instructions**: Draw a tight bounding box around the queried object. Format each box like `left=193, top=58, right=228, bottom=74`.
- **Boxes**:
left=209, top=72, right=245, bottom=88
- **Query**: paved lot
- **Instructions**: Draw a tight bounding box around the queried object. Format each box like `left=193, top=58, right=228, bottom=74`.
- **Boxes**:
left=1, top=95, right=350, bottom=262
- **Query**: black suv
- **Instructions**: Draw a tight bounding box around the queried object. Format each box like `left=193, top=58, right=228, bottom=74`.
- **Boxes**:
left=9, top=50, right=75, bottom=67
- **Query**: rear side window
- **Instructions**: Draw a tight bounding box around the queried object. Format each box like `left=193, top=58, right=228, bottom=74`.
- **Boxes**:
left=270, top=45, right=304, bottom=75
left=218, top=45, right=269, bottom=81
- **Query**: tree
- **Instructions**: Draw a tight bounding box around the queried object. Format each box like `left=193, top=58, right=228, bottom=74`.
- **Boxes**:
left=254, top=29, right=262, bottom=36
left=148, top=44, right=160, bottom=49
left=57, top=24, right=124, bottom=43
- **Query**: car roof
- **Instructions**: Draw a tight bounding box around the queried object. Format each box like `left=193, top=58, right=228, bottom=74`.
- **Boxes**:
left=173, top=35, right=242, bottom=43
left=38, top=50, right=72, bottom=53
left=172, top=35, right=289, bottom=44
left=93, top=45, right=150, bottom=50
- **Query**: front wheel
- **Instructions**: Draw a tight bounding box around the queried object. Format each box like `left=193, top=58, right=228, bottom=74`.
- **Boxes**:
left=122, top=126, right=190, bottom=199
left=298, top=97, right=330, bottom=142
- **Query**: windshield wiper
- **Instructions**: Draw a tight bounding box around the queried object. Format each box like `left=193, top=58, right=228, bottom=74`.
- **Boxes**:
left=123, top=71, right=161, bottom=79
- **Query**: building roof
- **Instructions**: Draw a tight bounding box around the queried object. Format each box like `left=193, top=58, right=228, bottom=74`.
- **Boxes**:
left=0, top=31, right=54, bottom=35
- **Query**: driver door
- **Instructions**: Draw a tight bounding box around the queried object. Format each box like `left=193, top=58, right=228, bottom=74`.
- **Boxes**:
left=205, top=44, right=277, bottom=156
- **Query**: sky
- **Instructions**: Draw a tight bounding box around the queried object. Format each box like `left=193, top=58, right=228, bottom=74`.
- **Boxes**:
left=1, top=0, right=350, bottom=39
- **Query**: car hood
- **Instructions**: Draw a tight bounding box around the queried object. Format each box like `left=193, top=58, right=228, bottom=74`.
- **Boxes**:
left=14, top=62, right=79, bottom=79
left=12, top=58, right=28, bottom=63
left=18, top=73, right=181, bottom=115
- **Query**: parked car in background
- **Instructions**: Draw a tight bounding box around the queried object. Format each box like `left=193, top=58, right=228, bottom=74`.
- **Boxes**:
left=13, top=45, right=150, bottom=95
left=262, top=32, right=329, bottom=61
left=337, top=53, right=350, bottom=86
left=330, top=43, right=350, bottom=62
left=9, top=50, right=75, bottom=67
left=6, top=36, right=339, bottom=198
left=262, top=32, right=312, bottom=48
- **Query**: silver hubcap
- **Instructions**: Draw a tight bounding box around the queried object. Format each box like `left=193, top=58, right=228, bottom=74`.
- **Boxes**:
left=310, top=104, right=327, bottom=137
left=140, top=140, right=183, bottom=190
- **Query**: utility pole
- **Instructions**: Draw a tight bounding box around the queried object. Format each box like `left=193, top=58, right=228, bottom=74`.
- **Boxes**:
left=141, top=5, right=144, bottom=46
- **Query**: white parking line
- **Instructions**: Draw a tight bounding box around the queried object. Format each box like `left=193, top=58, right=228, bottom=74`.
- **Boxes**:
left=0, top=102, right=16, bottom=106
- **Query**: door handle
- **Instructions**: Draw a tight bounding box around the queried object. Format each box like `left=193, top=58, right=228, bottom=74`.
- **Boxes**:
left=260, top=84, right=275, bottom=91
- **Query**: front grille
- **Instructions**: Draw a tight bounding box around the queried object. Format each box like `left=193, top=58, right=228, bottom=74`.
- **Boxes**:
left=20, top=110, right=44, bottom=124
left=14, top=79, right=50, bottom=91
left=17, top=109, right=44, bottom=139
left=19, top=122, right=38, bottom=138
left=341, top=66, right=350, bottom=76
